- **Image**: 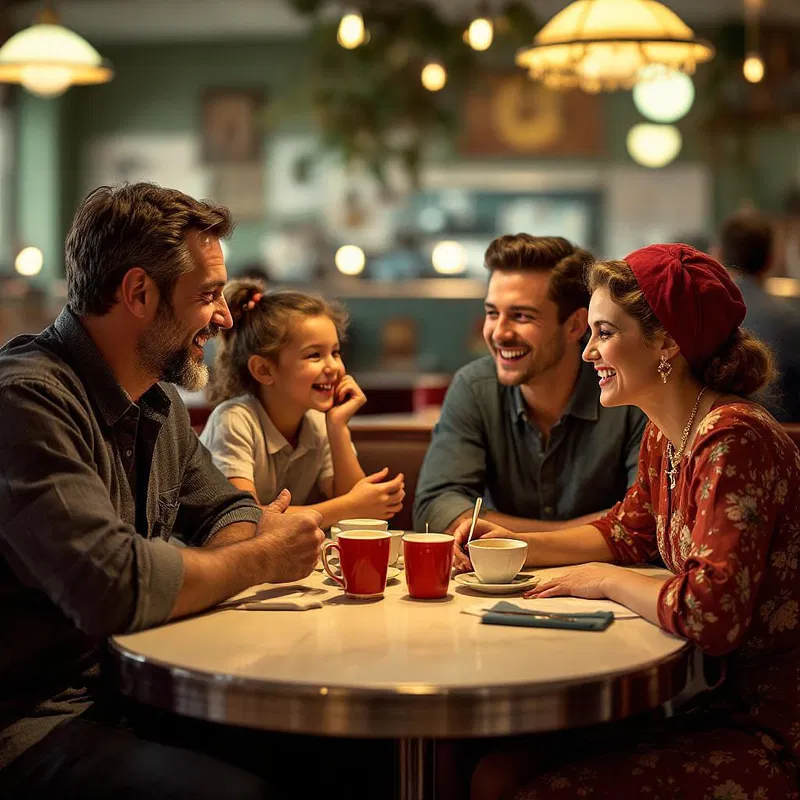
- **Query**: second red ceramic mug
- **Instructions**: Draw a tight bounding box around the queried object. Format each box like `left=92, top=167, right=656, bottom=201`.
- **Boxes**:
left=403, top=533, right=454, bottom=599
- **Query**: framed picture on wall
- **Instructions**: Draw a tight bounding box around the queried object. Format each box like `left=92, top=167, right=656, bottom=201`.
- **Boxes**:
left=460, top=72, right=605, bottom=158
left=201, top=88, right=265, bottom=164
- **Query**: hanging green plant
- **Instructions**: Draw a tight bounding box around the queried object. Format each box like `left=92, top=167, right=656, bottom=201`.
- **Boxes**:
left=283, top=1, right=539, bottom=191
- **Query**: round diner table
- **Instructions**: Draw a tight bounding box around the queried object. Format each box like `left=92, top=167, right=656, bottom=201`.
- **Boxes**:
left=110, top=564, right=691, bottom=799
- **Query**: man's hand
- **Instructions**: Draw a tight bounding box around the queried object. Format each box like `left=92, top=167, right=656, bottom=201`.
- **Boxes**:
left=451, top=517, right=516, bottom=573
left=256, top=489, right=325, bottom=583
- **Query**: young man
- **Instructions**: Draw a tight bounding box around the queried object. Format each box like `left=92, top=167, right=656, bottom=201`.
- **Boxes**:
left=0, top=184, right=324, bottom=798
left=717, top=210, right=800, bottom=421
left=414, top=234, right=646, bottom=535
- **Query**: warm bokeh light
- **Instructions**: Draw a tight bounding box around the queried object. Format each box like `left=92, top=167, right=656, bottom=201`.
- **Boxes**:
left=337, top=11, right=366, bottom=50
left=335, top=245, right=366, bottom=276
left=633, top=67, right=695, bottom=123
left=431, top=241, right=466, bottom=275
left=15, top=246, right=43, bottom=276
left=626, top=123, right=682, bottom=168
left=466, top=17, right=494, bottom=51
left=421, top=61, right=447, bottom=92
left=743, top=53, right=765, bottom=83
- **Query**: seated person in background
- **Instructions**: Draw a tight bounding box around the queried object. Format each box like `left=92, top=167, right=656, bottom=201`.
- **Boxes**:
left=414, top=234, right=646, bottom=536
left=0, top=183, right=324, bottom=799
left=460, top=244, right=800, bottom=800
left=716, top=209, right=800, bottom=421
left=201, top=281, right=405, bottom=528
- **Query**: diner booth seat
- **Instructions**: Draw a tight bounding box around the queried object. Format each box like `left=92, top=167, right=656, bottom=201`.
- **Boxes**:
left=349, top=424, right=433, bottom=532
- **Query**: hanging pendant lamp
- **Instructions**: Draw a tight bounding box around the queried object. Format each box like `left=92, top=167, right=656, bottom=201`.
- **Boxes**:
left=516, top=0, right=714, bottom=93
left=0, top=2, right=113, bottom=98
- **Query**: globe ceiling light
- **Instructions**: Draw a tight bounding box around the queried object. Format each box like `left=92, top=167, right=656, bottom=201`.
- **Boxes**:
left=0, top=8, right=113, bottom=98
left=626, top=122, right=682, bottom=168
left=633, top=66, right=695, bottom=123
left=515, top=0, right=714, bottom=93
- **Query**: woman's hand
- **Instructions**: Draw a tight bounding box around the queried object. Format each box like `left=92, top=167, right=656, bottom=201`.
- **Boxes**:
left=451, top=517, right=516, bottom=574
left=522, top=563, right=620, bottom=600
left=326, top=374, right=366, bottom=429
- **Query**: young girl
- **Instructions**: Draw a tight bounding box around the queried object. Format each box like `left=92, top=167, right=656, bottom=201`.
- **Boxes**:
left=201, top=280, right=404, bottom=528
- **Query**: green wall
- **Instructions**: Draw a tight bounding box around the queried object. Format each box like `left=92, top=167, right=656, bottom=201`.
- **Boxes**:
left=12, top=38, right=799, bottom=369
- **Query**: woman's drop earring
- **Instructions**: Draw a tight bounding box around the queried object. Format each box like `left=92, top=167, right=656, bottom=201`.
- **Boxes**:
left=657, top=355, right=672, bottom=384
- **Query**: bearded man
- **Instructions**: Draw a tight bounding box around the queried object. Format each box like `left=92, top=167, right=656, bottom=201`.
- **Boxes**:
left=414, top=234, right=646, bottom=535
left=0, top=183, right=324, bottom=798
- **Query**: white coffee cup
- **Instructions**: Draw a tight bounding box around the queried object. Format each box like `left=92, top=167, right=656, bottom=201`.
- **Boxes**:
left=336, top=518, right=389, bottom=533
left=388, top=530, right=404, bottom=565
left=468, top=538, right=528, bottom=584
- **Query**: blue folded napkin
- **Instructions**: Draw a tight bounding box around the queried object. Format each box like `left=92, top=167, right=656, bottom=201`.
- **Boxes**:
left=480, top=601, right=614, bottom=631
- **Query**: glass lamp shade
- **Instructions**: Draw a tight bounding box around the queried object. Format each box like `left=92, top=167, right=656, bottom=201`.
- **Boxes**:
left=0, top=23, right=113, bottom=97
left=626, top=123, right=682, bottom=168
left=633, top=66, right=695, bottom=123
left=516, top=0, right=714, bottom=92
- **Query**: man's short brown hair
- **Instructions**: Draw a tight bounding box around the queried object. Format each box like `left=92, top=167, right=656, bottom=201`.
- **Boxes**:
left=484, top=233, right=593, bottom=322
left=65, top=182, right=235, bottom=316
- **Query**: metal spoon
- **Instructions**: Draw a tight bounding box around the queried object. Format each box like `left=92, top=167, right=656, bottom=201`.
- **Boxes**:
left=466, top=497, right=483, bottom=546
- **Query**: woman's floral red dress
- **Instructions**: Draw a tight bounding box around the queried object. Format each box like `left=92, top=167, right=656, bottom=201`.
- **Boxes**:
left=516, top=403, right=800, bottom=799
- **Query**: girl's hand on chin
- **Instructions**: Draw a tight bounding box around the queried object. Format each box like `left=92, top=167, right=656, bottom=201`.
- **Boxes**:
left=326, top=374, right=366, bottom=428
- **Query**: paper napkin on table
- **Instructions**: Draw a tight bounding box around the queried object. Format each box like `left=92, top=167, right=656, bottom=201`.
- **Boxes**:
left=220, top=585, right=325, bottom=612
left=462, top=596, right=639, bottom=620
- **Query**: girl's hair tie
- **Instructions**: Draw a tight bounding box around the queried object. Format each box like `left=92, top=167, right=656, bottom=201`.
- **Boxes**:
left=245, top=292, right=263, bottom=311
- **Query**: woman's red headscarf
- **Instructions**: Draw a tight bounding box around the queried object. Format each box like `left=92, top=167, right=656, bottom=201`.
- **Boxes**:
left=624, top=243, right=747, bottom=371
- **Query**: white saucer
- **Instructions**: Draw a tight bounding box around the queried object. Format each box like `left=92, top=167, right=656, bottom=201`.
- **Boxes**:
left=454, top=572, right=540, bottom=595
left=322, top=566, right=401, bottom=587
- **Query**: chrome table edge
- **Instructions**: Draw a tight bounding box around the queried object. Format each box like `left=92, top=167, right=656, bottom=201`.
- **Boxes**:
left=109, top=639, right=692, bottom=738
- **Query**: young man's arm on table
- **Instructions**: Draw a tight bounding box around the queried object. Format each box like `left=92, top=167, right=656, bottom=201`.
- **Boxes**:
left=445, top=507, right=610, bottom=535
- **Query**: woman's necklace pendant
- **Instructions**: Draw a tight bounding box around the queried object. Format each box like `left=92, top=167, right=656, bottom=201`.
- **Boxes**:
left=666, top=463, right=678, bottom=490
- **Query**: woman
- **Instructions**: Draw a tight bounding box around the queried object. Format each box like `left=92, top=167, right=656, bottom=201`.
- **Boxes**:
left=457, top=244, right=800, bottom=799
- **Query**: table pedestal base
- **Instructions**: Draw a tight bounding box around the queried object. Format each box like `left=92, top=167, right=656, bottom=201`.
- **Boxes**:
left=397, top=738, right=435, bottom=800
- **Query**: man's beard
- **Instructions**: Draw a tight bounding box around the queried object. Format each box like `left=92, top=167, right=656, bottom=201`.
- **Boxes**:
left=136, top=300, right=218, bottom=392
left=496, top=329, right=567, bottom=387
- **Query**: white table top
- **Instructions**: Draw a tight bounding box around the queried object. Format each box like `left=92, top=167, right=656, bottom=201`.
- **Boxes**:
left=110, top=564, right=690, bottom=738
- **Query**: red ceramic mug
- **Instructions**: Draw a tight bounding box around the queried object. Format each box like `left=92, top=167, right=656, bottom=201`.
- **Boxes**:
left=403, top=533, right=454, bottom=599
left=321, top=530, right=391, bottom=599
